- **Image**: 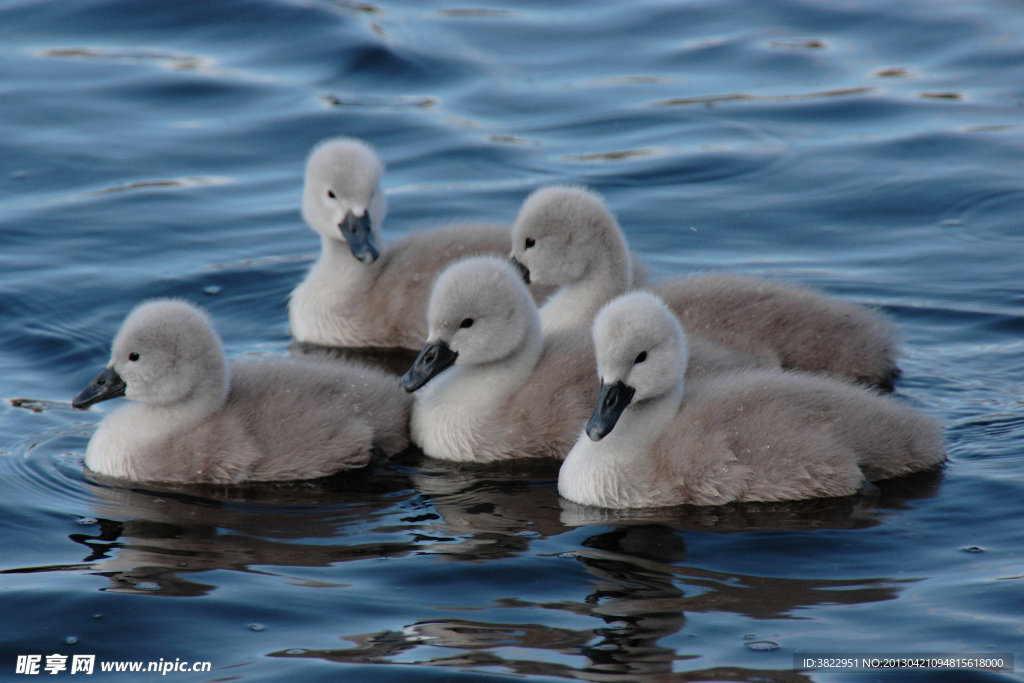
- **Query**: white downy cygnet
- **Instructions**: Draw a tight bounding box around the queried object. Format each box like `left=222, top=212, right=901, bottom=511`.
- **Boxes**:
left=398, top=257, right=761, bottom=463
left=289, top=137, right=549, bottom=349
left=558, top=292, right=946, bottom=509
left=509, top=185, right=902, bottom=390
left=398, top=256, right=598, bottom=462
left=73, top=299, right=410, bottom=484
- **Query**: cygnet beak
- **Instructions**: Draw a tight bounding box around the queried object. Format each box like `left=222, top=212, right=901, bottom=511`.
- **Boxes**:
left=340, top=211, right=380, bottom=264
left=586, top=379, right=635, bottom=441
left=401, top=340, right=458, bottom=393
left=72, top=365, right=127, bottom=410
left=509, top=256, right=531, bottom=284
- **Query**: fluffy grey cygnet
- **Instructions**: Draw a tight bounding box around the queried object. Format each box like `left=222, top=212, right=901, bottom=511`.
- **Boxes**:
left=398, top=257, right=597, bottom=462
left=398, top=257, right=761, bottom=463
left=289, top=137, right=549, bottom=349
left=73, top=299, right=410, bottom=484
left=558, top=292, right=946, bottom=509
left=509, top=185, right=902, bottom=390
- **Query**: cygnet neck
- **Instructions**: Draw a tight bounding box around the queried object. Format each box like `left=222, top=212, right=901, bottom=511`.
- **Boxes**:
left=434, top=310, right=545, bottom=409
left=480, top=316, right=544, bottom=392
left=539, top=230, right=632, bottom=333
left=314, top=234, right=378, bottom=284
left=604, top=379, right=684, bottom=458
left=151, top=356, right=229, bottom=423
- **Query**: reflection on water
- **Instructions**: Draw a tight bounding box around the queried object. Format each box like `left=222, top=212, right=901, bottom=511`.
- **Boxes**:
left=269, top=519, right=902, bottom=680
left=259, top=465, right=936, bottom=680
left=0, top=455, right=940, bottom=676
left=4, top=471, right=419, bottom=597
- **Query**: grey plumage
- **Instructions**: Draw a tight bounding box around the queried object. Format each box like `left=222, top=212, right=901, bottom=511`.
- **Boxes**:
left=289, top=137, right=551, bottom=349
left=656, top=274, right=901, bottom=390
left=510, top=184, right=901, bottom=390
left=75, top=299, right=410, bottom=484
left=558, top=292, right=945, bottom=509
left=404, top=256, right=598, bottom=462
left=404, top=257, right=758, bottom=463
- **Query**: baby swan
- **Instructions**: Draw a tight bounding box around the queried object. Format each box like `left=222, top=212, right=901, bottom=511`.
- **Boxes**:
left=399, top=256, right=598, bottom=462
left=73, top=300, right=410, bottom=484
left=289, top=137, right=545, bottom=349
left=558, top=292, right=945, bottom=509
left=510, top=185, right=901, bottom=390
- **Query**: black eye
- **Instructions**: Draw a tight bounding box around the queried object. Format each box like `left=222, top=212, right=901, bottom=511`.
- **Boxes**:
left=327, top=190, right=336, bottom=199
left=129, top=352, right=140, bottom=362
left=460, top=318, right=474, bottom=329
left=524, top=238, right=536, bottom=249
left=634, top=351, right=647, bottom=364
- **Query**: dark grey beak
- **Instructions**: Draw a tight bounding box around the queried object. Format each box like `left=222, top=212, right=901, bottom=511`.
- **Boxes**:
left=73, top=366, right=127, bottom=410
left=340, top=210, right=380, bottom=264
left=509, top=256, right=531, bottom=284
left=401, top=340, right=458, bottom=393
left=586, top=380, right=635, bottom=441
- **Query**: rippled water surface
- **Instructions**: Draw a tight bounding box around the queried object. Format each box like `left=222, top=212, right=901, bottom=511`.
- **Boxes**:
left=2, top=0, right=1022, bottom=680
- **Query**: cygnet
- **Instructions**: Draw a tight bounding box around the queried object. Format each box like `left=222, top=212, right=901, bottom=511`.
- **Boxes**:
left=558, top=292, right=946, bottom=509
left=289, top=137, right=550, bottom=349
left=398, top=257, right=597, bottom=462
left=398, top=257, right=762, bottom=463
left=73, top=299, right=410, bottom=484
left=509, top=185, right=901, bottom=390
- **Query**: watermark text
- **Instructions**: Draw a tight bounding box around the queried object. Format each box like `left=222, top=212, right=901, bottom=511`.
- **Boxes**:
left=16, top=655, right=212, bottom=675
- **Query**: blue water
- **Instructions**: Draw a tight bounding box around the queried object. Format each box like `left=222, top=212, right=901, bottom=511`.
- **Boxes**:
left=2, top=0, right=1022, bottom=680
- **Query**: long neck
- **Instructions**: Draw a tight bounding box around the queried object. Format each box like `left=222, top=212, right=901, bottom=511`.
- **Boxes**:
left=310, top=235, right=373, bottom=291
left=289, top=236, right=378, bottom=343
left=540, top=229, right=632, bottom=333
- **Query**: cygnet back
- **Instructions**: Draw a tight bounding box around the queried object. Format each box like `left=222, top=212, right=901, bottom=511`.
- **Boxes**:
left=75, top=299, right=410, bottom=484
left=656, top=274, right=900, bottom=389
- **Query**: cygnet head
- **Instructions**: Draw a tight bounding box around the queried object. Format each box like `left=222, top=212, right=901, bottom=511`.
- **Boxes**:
left=509, top=185, right=629, bottom=287
left=73, top=300, right=228, bottom=410
left=302, top=137, right=387, bottom=264
left=586, top=292, right=688, bottom=441
left=401, top=256, right=539, bottom=392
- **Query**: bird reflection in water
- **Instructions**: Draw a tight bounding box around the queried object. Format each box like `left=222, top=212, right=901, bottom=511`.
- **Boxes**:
left=58, top=470, right=419, bottom=597
left=271, top=470, right=941, bottom=680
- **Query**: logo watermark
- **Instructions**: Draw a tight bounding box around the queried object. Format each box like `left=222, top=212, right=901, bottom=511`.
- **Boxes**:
left=15, top=655, right=212, bottom=675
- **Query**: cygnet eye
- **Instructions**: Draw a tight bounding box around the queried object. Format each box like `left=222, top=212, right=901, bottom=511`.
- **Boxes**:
left=459, top=318, right=474, bottom=329
left=634, top=351, right=647, bottom=364
left=129, top=352, right=140, bottom=362
left=327, top=189, right=336, bottom=199
left=524, top=237, right=535, bottom=249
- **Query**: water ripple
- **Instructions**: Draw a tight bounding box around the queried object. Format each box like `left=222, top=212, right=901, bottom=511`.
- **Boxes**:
left=652, top=87, right=874, bottom=107
left=34, top=46, right=273, bottom=82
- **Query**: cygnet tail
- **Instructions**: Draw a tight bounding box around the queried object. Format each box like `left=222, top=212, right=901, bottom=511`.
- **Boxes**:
left=857, top=405, right=946, bottom=482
